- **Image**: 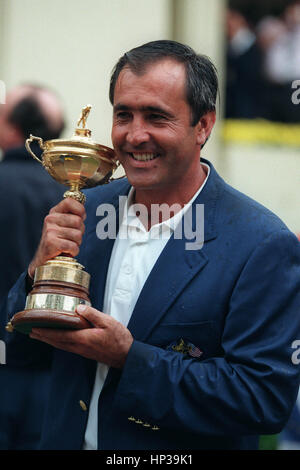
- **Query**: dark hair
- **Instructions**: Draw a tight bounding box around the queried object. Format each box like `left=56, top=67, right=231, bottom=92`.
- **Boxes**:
left=109, top=40, right=218, bottom=126
left=8, top=94, right=64, bottom=141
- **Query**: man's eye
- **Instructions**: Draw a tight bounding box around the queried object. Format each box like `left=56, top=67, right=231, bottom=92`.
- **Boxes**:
left=116, top=112, right=130, bottom=119
left=148, top=114, right=166, bottom=121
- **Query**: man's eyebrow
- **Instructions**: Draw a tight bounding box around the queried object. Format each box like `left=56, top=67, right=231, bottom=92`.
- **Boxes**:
left=143, top=106, right=174, bottom=118
left=113, top=103, right=174, bottom=118
left=113, top=103, right=129, bottom=112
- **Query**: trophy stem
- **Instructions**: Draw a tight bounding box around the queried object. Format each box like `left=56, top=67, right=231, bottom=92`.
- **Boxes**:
left=63, top=183, right=86, bottom=205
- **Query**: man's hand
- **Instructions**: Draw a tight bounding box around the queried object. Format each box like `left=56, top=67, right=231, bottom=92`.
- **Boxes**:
left=28, top=198, right=86, bottom=278
left=29, top=305, right=134, bottom=368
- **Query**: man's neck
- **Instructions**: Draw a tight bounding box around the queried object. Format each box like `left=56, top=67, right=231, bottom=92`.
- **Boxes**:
left=133, top=163, right=208, bottom=229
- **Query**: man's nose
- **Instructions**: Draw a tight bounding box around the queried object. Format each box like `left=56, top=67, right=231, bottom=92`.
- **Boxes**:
left=126, top=119, right=150, bottom=146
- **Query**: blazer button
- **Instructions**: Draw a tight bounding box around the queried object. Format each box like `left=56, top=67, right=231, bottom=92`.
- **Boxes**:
left=79, top=400, right=88, bottom=411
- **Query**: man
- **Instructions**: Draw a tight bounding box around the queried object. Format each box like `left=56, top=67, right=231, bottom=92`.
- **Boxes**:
left=0, top=84, right=65, bottom=298
left=0, top=84, right=65, bottom=449
left=3, top=41, right=300, bottom=450
left=225, top=6, right=266, bottom=118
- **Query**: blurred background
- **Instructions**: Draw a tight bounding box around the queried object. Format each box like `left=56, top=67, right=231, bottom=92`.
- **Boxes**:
left=0, top=0, right=299, bottom=450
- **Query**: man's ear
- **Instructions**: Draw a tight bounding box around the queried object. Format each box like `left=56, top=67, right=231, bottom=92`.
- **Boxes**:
left=195, top=111, right=216, bottom=147
left=7, top=123, right=24, bottom=147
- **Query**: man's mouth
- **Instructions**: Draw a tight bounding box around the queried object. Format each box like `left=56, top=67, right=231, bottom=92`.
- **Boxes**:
left=130, top=152, right=160, bottom=162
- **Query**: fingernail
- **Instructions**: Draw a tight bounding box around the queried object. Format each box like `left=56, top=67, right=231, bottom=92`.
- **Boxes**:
left=77, top=304, right=87, bottom=314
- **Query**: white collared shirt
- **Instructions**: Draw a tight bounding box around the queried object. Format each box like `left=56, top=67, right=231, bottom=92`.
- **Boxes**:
left=83, top=162, right=210, bottom=449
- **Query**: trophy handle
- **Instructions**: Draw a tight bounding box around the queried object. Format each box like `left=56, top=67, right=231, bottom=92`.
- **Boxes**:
left=25, top=134, right=44, bottom=163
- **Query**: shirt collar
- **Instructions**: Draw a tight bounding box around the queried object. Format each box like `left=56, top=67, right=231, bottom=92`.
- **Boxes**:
left=120, top=162, right=210, bottom=234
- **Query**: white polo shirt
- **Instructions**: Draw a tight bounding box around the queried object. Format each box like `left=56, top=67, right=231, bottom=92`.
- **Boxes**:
left=83, top=162, right=210, bottom=449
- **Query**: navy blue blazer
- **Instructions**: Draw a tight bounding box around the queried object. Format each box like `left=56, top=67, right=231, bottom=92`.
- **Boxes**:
left=3, top=159, right=300, bottom=450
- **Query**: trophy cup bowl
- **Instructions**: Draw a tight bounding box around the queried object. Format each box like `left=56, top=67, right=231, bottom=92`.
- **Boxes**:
left=6, top=106, right=118, bottom=335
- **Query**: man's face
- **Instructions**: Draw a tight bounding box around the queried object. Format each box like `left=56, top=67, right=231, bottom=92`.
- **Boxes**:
left=111, top=59, right=206, bottom=199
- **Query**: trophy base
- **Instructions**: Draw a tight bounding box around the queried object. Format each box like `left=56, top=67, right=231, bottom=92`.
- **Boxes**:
left=6, top=256, right=93, bottom=335
left=10, top=308, right=91, bottom=335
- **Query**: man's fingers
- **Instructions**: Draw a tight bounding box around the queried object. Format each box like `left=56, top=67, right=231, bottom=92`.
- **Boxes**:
left=56, top=227, right=83, bottom=245
left=42, top=229, right=81, bottom=256
left=30, top=328, right=75, bottom=343
left=28, top=237, right=80, bottom=277
left=76, top=305, right=107, bottom=327
left=45, top=212, right=85, bottom=231
left=29, top=329, right=84, bottom=355
left=50, top=197, right=86, bottom=220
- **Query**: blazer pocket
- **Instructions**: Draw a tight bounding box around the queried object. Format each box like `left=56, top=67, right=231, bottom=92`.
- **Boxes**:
left=149, top=321, right=220, bottom=359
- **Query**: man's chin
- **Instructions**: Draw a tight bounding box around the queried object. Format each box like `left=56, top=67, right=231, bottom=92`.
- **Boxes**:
left=123, top=170, right=153, bottom=188
left=127, top=179, right=159, bottom=191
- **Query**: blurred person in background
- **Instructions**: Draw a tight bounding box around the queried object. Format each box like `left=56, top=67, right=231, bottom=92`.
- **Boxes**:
left=225, top=6, right=266, bottom=119
left=256, top=0, right=300, bottom=122
left=0, top=84, right=65, bottom=298
left=0, top=84, right=65, bottom=449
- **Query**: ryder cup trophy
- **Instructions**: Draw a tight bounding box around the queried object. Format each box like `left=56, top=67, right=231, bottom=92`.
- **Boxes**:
left=6, top=105, right=118, bottom=334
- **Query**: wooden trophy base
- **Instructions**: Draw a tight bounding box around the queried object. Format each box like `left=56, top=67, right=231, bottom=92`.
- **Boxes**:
left=10, top=308, right=91, bottom=335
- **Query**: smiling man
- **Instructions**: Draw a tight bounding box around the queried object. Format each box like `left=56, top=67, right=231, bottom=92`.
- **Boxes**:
left=3, top=40, right=300, bottom=450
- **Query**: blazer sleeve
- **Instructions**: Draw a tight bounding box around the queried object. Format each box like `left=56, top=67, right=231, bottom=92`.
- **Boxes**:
left=113, top=229, right=300, bottom=436
left=1, top=272, right=52, bottom=368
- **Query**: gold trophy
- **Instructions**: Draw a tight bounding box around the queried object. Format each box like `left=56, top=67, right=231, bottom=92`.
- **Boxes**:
left=6, top=106, right=118, bottom=334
